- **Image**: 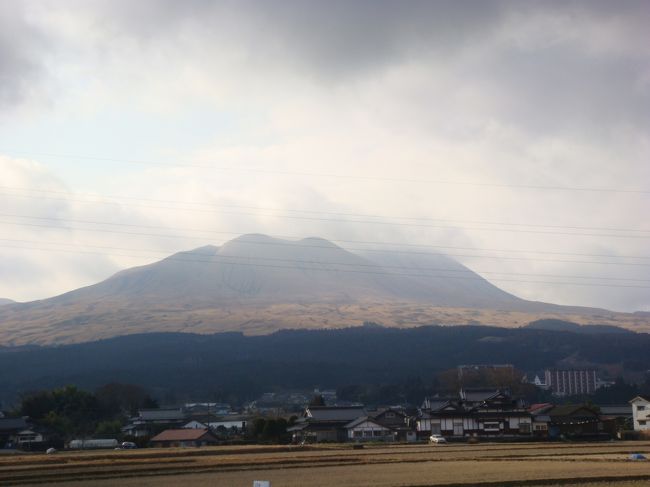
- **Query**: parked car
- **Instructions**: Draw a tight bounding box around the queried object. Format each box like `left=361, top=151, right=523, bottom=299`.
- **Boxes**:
left=429, top=434, right=447, bottom=444
left=121, top=442, right=137, bottom=449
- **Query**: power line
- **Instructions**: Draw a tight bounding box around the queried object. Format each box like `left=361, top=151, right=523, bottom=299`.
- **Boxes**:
left=1, top=240, right=648, bottom=290
left=4, top=190, right=649, bottom=259
left=1, top=237, right=647, bottom=283
left=2, top=186, right=649, bottom=235
left=0, top=207, right=648, bottom=240
left=2, top=218, right=649, bottom=267
left=4, top=150, right=650, bottom=195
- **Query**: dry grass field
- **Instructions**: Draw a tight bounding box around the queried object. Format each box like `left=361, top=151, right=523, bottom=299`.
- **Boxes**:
left=2, top=299, right=650, bottom=345
left=2, top=441, right=650, bottom=486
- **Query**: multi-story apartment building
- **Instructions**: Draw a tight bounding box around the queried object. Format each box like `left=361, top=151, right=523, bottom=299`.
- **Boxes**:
left=544, top=369, right=598, bottom=396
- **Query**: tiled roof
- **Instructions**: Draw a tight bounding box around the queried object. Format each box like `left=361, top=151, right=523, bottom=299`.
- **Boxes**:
left=345, top=416, right=390, bottom=429
left=138, top=409, right=186, bottom=421
left=0, top=418, right=28, bottom=431
left=548, top=404, right=598, bottom=417
left=629, top=395, right=650, bottom=404
left=598, top=405, right=632, bottom=416
left=151, top=428, right=214, bottom=442
left=462, top=389, right=501, bottom=402
left=306, top=406, right=366, bottom=421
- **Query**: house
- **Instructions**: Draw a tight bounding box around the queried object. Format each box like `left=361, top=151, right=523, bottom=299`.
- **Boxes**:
left=598, top=404, right=633, bottom=434
left=150, top=428, right=219, bottom=448
left=629, top=396, right=650, bottom=432
left=184, top=403, right=232, bottom=416
left=122, top=408, right=187, bottom=438
left=370, top=407, right=416, bottom=442
left=0, top=417, right=29, bottom=448
left=547, top=404, right=603, bottom=439
left=417, top=389, right=532, bottom=439
left=530, top=403, right=611, bottom=439
left=345, top=416, right=394, bottom=442
left=15, top=429, right=44, bottom=446
left=182, top=416, right=249, bottom=433
left=529, top=403, right=554, bottom=438
left=287, top=406, right=366, bottom=443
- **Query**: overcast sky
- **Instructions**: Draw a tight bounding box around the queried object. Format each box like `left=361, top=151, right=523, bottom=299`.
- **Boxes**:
left=0, top=0, right=649, bottom=311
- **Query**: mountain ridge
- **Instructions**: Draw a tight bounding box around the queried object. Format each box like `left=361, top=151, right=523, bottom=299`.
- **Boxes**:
left=0, top=234, right=647, bottom=345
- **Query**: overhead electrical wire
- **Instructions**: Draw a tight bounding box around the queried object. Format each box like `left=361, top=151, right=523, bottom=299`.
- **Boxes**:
left=0, top=207, right=648, bottom=240
left=3, top=190, right=650, bottom=260
left=0, top=240, right=648, bottom=290
left=1, top=186, right=649, bottom=235
left=1, top=237, right=649, bottom=282
left=2, top=218, right=650, bottom=267
left=3, top=150, right=650, bottom=194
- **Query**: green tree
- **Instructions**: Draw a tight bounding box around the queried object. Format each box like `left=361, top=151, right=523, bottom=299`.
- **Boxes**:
left=309, top=394, right=326, bottom=406
left=94, top=420, right=123, bottom=438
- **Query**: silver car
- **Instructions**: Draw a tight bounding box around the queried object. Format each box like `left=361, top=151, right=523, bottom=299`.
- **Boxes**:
left=429, top=434, right=447, bottom=444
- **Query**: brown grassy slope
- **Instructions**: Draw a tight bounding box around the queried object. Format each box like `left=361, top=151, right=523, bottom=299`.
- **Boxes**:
left=0, top=299, right=649, bottom=346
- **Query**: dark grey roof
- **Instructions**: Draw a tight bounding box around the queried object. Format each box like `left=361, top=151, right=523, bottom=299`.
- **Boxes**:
left=462, top=389, right=501, bottom=402
left=306, top=406, right=366, bottom=421
left=138, top=409, right=186, bottom=421
left=344, top=416, right=389, bottom=430
left=0, top=417, right=28, bottom=431
left=599, top=405, right=632, bottom=416
left=371, top=407, right=407, bottom=418
left=548, top=404, right=599, bottom=417
left=629, top=396, right=650, bottom=404
left=427, top=401, right=453, bottom=412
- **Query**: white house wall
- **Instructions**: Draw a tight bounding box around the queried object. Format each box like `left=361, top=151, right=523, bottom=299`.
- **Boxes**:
left=631, top=399, right=650, bottom=431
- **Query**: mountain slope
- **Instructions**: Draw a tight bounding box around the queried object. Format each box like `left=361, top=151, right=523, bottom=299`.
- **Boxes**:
left=0, top=298, right=14, bottom=306
left=71, top=234, right=397, bottom=303
left=0, top=234, right=646, bottom=345
left=54, top=234, right=524, bottom=306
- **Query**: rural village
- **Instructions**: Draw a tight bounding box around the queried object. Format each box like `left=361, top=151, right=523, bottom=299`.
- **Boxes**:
left=2, top=365, right=649, bottom=452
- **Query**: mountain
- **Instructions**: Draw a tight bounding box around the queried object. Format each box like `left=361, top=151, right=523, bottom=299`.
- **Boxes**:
left=0, top=298, right=14, bottom=306
left=0, top=234, right=647, bottom=345
left=53, top=234, right=522, bottom=307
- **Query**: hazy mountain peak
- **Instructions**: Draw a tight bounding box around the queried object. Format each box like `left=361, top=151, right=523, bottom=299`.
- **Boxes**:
left=229, top=233, right=277, bottom=244
left=0, top=298, right=14, bottom=306
left=299, top=237, right=341, bottom=249
left=167, top=245, right=219, bottom=259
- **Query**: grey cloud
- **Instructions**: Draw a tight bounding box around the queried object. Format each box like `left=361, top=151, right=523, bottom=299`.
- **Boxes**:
left=82, top=0, right=650, bottom=134
left=0, top=2, right=49, bottom=108
left=468, top=45, right=650, bottom=136
left=86, top=0, right=503, bottom=78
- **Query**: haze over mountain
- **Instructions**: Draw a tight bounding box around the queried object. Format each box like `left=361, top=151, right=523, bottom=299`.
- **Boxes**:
left=0, top=299, right=14, bottom=306
left=56, top=234, right=522, bottom=307
left=0, top=234, right=647, bottom=346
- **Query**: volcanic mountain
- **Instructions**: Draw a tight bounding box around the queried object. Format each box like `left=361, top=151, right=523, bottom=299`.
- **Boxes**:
left=0, top=234, right=644, bottom=345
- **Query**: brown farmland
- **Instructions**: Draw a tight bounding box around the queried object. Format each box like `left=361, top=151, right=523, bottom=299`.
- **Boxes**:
left=2, top=441, right=650, bottom=486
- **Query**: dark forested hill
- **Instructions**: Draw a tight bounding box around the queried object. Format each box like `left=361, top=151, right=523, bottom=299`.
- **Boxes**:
left=1, top=324, right=649, bottom=406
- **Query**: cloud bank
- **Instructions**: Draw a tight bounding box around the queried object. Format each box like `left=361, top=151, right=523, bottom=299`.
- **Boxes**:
left=0, top=0, right=648, bottom=311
